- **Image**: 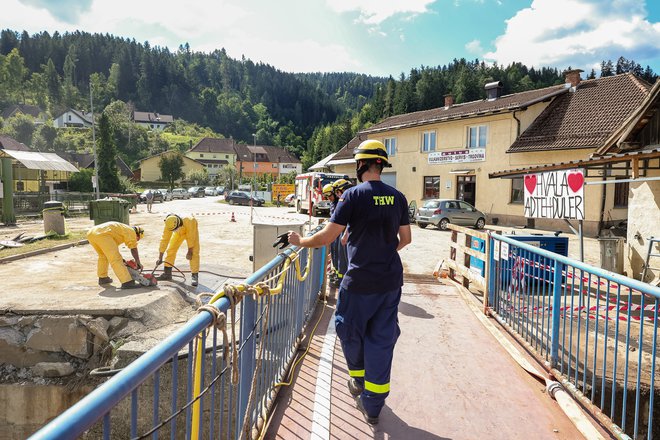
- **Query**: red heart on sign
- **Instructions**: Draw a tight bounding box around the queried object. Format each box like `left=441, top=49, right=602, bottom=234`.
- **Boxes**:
left=524, top=175, right=537, bottom=194
left=567, top=171, right=584, bottom=193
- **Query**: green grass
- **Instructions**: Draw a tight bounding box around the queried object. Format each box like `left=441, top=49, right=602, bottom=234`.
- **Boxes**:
left=0, top=231, right=87, bottom=258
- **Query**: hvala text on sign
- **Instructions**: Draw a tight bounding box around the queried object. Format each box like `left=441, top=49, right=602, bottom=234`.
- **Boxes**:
left=523, top=169, right=585, bottom=220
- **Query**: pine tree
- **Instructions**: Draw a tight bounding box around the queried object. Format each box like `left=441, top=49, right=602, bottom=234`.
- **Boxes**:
left=97, top=112, right=121, bottom=192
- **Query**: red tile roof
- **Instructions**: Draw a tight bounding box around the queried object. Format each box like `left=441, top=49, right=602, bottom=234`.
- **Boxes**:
left=508, top=73, right=651, bottom=153
left=331, top=134, right=368, bottom=161
left=0, top=135, right=32, bottom=151
left=360, top=83, right=570, bottom=134
left=189, top=137, right=236, bottom=154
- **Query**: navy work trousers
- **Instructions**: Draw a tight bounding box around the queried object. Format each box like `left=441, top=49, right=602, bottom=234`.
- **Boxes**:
left=335, top=286, right=402, bottom=417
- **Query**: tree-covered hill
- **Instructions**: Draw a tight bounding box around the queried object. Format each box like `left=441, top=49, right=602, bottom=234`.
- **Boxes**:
left=0, top=29, right=656, bottom=171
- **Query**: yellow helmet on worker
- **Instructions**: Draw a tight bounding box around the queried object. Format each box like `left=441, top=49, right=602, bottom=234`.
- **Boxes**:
left=353, top=139, right=391, bottom=167
left=322, top=183, right=335, bottom=197
left=133, top=226, right=144, bottom=240
left=164, top=214, right=182, bottom=231
left=332, top=178, right=352, bottom=192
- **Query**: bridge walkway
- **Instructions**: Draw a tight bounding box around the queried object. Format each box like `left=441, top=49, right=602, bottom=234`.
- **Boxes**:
left=263, top=276, right=608, bottom=439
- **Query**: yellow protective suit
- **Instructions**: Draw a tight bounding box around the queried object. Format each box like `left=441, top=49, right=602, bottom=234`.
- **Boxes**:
left=87, top=221, right=138, bottom=284
left=159, top=216, right=200, bottom=273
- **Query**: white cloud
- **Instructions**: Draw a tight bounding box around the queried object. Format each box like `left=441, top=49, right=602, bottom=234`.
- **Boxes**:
left=327, top=0, right=436, bottom=25
left=465, top=39, right=483, bottom=54
left=2, top=0, right=368, bottom=73
left=484, top=0, right=660, bottom=70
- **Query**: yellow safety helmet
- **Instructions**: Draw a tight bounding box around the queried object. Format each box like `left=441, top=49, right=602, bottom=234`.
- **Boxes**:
left=332, top=178, right=352, bottom=192
left=322, top=183, right=335, bottom=197
left=133, top=226, right=144, bottom=241
left=164, top=214, right=182, bottom=231
left=353, top=139, right=391, bottom=167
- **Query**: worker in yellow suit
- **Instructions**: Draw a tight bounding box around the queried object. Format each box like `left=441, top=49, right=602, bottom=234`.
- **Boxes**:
left=87, top=221, right=144, bottom=289
left=156, top=214, right=200, bottom=286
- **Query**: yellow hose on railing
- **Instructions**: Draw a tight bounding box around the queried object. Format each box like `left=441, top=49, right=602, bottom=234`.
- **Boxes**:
left=189, top=245, right=314, bottom=438
left=190, top=335, right=204, bottom=440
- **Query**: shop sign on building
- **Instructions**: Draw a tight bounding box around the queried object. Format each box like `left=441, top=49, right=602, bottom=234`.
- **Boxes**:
left=428, top=148, right=486, bottom=164
left=523, top=169, right=585, bottom=220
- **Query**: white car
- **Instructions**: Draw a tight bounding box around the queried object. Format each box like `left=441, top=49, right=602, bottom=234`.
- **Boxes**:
left=171, top=188, right=190, bottom=200
left=204, top=186, right=218, bottom=196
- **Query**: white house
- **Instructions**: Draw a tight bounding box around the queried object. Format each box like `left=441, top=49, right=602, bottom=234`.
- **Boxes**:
left=53, top=109, right=94, bottom=128
left=132, top=111, right=174, bottom=131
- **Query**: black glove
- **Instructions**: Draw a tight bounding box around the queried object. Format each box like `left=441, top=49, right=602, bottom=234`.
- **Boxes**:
left=273, top=232, right=289, bottom=250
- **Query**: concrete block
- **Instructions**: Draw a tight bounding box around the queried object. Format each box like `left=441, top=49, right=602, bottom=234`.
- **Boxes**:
left=25, top=316, right=91, bottom=359
left=32, top=362, right=75, bottom=378
left=84, top=317, right=109, bottom=343
left=108, top=316, right=129, bottom=334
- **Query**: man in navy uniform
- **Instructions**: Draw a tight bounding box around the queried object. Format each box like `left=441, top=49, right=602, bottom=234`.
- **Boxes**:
left=288, top=140, right=411, bottom=425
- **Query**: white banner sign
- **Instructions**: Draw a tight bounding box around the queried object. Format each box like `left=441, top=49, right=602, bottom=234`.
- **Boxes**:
left=428, top=148, right=486, bottom=165
left=523, top=169, right=585, bottom=220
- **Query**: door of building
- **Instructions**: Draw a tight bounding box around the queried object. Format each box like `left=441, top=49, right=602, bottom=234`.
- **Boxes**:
left=456, top=175, right=476, bottom=206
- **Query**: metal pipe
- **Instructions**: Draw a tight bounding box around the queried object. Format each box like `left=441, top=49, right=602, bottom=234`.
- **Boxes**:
left=489, top=311, right=632, bottom=440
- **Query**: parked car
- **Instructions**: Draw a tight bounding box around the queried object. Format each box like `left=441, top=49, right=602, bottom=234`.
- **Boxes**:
left=284, top=193, right=296, bottom=207
left=415, top=199, right=486, bottom=230
left=139, top=189, right=164, bottom=203
left=215, top=186, right=226, bottom=195
left=225, top=190, right=264, bottom=207
left=188, top=187, right=206, bottom=198
left=158, top=188, right=173, bottom=201
left=204, top=186, right=218, bottom=196
left=171, top=188, right=191, bottom=200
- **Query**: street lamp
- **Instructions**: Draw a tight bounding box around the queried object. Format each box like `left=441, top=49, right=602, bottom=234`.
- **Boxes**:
left=251, top=134, right=257, bottom=225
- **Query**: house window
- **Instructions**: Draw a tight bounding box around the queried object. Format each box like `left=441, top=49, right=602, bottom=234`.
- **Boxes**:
left=150, top=124, right=154, bottom=129
left=199, top=154, right=204, bottom=158
left=421, top=131, right=436, bottom=152
left=468, top=125, right=488, bottom=148
left=225, top=155, right=229, bottom=159
left=423, top=176, right=440, bottom=199
left=511, top=177, right=524, bottom=204
left=384, top=137, right=396, bottom=157
left=68, top=115, right=71, bottom=121
left=272, top=164, right=277, bottom=168
left=614, top=179, right=629, bottom=208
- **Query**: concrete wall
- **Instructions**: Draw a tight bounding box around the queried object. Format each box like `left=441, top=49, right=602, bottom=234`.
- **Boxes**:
left=139, top=153, right=204, bottom=182
left=625, top=174, right=660, bottom=281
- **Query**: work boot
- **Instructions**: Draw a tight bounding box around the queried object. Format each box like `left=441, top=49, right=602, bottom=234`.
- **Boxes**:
left=348, top=378, right=364, bottom=397
left=120, top=280, right=140, bottom=289
left=158, top=267, right=172, bottom=281
left=191, top=273, right=199, bottom=287
left=356, top=396, right=379, bottom=425
left=98, top=277, right=113, bottom=285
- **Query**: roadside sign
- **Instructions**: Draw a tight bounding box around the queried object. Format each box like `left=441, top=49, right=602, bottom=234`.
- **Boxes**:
left=523, top=169, right=585, bottom=220
left=272, top=183, right=294, bottom=201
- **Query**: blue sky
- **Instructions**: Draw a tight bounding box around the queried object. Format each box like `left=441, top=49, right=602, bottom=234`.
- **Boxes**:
left=5, top=0, right=660, bottom=77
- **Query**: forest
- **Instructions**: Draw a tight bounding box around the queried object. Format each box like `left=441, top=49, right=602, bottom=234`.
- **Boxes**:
left=0, top=29, right=656, bottom=171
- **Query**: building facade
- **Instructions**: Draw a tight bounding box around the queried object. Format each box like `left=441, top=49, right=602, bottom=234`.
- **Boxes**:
left=185, top=138, right=236, bottom=179
left=331, top=72, right=651, bottom=237
left=135, top=150, right=204, bottom=183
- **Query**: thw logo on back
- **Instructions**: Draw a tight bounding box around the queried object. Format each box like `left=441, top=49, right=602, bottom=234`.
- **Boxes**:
left=373, top=195, right=395, bottom=206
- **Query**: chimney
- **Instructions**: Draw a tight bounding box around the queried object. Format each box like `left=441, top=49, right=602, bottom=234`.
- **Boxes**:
left=484, top=81, right=503, bottom=100
left=444, top=94, right=454, bottom=108
left=564, top=69, right=583, bottom=88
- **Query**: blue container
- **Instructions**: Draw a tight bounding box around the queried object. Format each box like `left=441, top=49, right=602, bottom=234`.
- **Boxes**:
left=469, top=237, right=486, bottom=277
left=501, top=234, right=569, bottom=293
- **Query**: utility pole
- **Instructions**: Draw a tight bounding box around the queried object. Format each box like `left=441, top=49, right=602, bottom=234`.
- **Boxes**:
left=89, top=81, right=100, bottom=199
left=251, top=134, right=256, bottom=225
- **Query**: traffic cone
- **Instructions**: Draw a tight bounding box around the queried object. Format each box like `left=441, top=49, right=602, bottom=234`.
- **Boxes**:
left=230, top=212, right=236, bottom=222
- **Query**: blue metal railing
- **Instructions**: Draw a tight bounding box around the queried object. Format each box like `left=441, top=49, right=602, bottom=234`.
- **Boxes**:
left=30, top=227, right=326, bottom=440
left=489, top=234, right=660, bottom=440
